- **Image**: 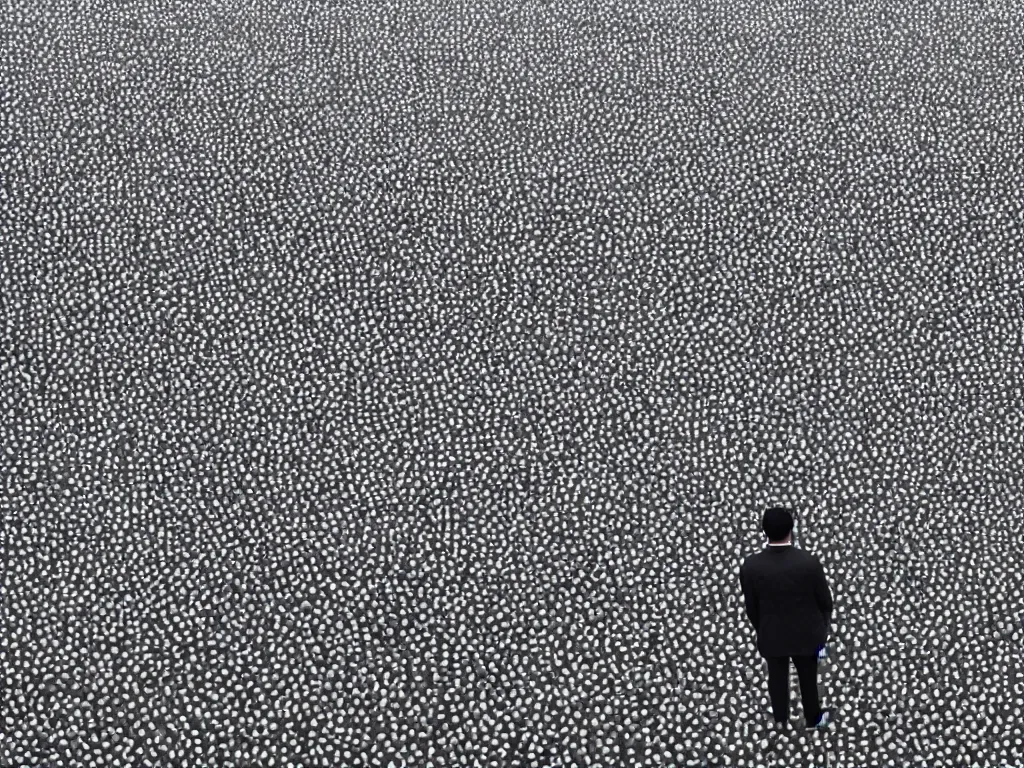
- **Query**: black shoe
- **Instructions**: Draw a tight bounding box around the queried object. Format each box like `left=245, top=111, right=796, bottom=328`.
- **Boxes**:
left=805, top=708, right=834, bottom=729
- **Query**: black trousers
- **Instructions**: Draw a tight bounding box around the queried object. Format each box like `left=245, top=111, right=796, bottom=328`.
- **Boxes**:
left=765, top=654, right=820, bottom=726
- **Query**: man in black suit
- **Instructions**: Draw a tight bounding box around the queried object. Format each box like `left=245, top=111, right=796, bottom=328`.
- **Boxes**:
left=740, top=506, right=835, bottom=730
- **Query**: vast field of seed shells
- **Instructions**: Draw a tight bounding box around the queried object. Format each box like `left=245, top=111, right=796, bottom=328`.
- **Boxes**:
left=3, top=0, right=1024, bottom=766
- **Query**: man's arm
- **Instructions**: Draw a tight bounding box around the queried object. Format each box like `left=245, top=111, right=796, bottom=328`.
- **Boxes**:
left=739, top=561, right=759, bottom=629
left=814, top=557, right=833, bottom=629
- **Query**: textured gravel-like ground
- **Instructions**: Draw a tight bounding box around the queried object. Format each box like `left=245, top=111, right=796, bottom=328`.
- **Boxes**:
left=3, top=0, right=1024, bottom=766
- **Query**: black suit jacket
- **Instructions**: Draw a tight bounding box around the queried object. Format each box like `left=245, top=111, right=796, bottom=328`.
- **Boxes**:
left=739, top=545, right=834, bottom=657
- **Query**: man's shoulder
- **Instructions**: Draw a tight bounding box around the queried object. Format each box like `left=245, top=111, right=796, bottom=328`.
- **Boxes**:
left=791, top=547, right=825, bottom=572
left=744, top=546, right=819, bottom=563
left=795, top=547, right=822, bottom=563
left=741, top=550, right=766, bottom=569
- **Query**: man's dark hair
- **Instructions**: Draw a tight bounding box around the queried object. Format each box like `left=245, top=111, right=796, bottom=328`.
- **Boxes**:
left=762, top=506, right=794, bottom=542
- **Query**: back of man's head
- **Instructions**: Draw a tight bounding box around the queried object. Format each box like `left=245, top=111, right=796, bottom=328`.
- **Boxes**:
left=762, top=506, right=794, bottom=543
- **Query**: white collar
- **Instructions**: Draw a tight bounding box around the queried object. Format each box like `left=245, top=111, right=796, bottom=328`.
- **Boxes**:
left=767, top=542, right=792, bottom=547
